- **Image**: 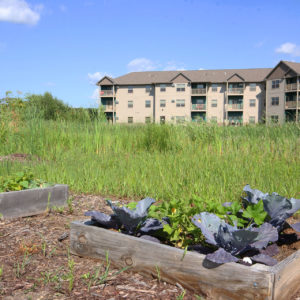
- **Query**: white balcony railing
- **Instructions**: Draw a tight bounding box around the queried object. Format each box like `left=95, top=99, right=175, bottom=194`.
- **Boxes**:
left=228, top=88, right=244, bottom=94
left=100, top=90, right=113, bottom=97
left=191, top=88, right=206, bottom=95
left=285, top=101, right=297, bottom=109
left=285, top=83, right=298, bottom=91
left=227, top=103, right=243, bottom=110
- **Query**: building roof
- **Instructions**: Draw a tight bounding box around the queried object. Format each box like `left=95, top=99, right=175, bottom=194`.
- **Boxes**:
left=100, top=68, right=273, bottom=85
left=282, top=61, right=300, bottom=74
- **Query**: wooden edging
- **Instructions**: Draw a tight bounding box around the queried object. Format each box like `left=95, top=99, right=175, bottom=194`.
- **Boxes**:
left=69, top=220, right=300, bottom=300
left=0, top=184, right=68, bottom=218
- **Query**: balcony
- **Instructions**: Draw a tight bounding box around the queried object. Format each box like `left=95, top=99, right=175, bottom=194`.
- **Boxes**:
left=285, top=101, right=297, bottom=109
left=227, top=88, right=244, bottom=95
left=103, top=104, right=113, bottom=111
left=192, top=103, right=206, bottom=110
left=191, top=88, right=206, bottom=95
left=100, top=90, right=113, bottom=97
left=227, top=103, right=243, bottom=110
left=285, top=83, right=298, bottom=91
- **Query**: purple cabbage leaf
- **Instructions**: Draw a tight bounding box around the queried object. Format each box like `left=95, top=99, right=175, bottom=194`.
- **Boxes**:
left=106, top=197, right=155, bottom=234
left=192, top=212, right=278, bottom=265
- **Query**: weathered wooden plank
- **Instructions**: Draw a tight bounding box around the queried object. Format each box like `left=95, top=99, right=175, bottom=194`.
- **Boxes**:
left=70, top=221, right=274, bottom=300
left=0, top=184, right=68, bottom=218
left=270, top=249, right=300, bottom=300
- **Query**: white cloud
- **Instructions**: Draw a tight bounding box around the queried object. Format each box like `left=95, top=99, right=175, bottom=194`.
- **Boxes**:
left=127, top=58, right=158, bottom=72
left=91, top=87, right=100, bottom=101
left=0, top=0, right=43, bottom=25
left=88, top=72, right=106, bottom=85
left=275, top=42, right=300, bottom=57
left=163, top=61, right=186, bottom=71
left=198, top=68, right=205, bottom=70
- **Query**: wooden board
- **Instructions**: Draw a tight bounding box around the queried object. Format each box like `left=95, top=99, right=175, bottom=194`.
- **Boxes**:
left=70, top=221, right=275, bottom=300
left=0, top=184, right=68, bottom=218
left=270, top=249, right=300, bottom=299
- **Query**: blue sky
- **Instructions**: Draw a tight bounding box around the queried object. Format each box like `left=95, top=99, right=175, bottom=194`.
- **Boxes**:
left=1, top=0, right=300, bottom=108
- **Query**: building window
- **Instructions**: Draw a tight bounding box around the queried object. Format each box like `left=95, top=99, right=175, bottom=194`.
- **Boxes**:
left=128, top=86, right=133, bottom=93
left=249, top=116, right=255, bottom=124
left=271, top=97, right=279, bottom=106
left=145, top=100, right=151, bottom=108
left=145, top=117, right=151, bottom=123
left=249, top=83, right=256, bottom=91
left=171, top=99, right=175, bottom=103
left=176, top=84, right=185, bottom=92
left=160, top=99, right=166, bottom=107
left=272, top=80, right=280, bottom=89
left=160, top=84, right=166, bottom=92
left=271, top=115, right=279, bottom=123
left=211, top=99, right=218, bottom=107
left=146, top=85, right=152, bottom=92
left=211, top=84, right=218, bottom=92
left=128, top=100, right=133, bottom=108
left=176, top=116, right=185, bottom=123
left=210, top=116, right=217, bottom=123
left=176, top=99, right=185, bottom=107
left=249, top=99, right=256, bottom=107
left=128, top=117, right=133, bottom=123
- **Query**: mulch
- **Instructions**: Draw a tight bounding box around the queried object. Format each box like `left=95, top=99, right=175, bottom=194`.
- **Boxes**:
left=0, top=192, right=300, bottom=300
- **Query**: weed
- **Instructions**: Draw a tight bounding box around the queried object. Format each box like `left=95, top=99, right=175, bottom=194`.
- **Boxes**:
left=176, top=289, right=186, bottom=300
left=155, top=265, right=161, bottom=283
left=14, top=251, right=31, bottom=278
left=0, top=265, right=3, bottom=278
left=67, top=196, right=74, bottom=214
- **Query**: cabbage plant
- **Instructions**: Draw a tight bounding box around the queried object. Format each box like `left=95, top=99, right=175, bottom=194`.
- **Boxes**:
left=192, top=212, right=278, bottom=265
left=85, top=197, right=163, bottom=235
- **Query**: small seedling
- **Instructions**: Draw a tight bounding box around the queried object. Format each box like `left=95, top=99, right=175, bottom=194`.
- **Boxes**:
left=14, top=251, right=31, bottom=278
left=0, top=266, right=3, bottom=278
left=176, top=289, right=186, bottom=300
left=155, top=265, right=161, bottom=283
left=67, top=196, right=74, bottom=214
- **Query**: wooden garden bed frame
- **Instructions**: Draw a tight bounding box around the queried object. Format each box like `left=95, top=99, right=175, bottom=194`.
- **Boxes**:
left=0, top=184, right=68, bottom=218
left=70, top=220, right=300, bottom=300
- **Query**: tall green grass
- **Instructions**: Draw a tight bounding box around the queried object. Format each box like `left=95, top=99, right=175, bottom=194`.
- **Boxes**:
left=0, top=117, right=299, bottom=204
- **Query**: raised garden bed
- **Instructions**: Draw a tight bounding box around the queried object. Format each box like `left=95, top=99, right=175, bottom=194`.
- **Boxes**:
left=70, top=220, right=300, bottom=300
left=0, top=184, right=68, bottom=218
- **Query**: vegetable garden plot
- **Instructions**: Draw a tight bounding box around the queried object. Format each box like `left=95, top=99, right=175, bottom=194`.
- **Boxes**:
left=0, top=184, right=68, bottom=218
left=70, top=221, right=300, bottom=300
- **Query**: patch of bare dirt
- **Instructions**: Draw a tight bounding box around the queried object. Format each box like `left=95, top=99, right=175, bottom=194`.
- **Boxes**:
left=0, top=153, right=34, bottom=163
left=0, top=194, right=204, bottom=300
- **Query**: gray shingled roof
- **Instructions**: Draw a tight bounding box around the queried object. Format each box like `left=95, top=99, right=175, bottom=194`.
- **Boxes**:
left=110, top=68, right=272, bottom=85
left=283, top=61, right=300, bottom=74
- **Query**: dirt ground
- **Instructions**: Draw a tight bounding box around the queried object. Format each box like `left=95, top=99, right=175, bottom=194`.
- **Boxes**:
left=1, top=192, right=300, bottom=300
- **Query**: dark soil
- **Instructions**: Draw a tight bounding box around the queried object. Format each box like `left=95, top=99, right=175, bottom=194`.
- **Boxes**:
left=1, top=193, right=300, bottom=300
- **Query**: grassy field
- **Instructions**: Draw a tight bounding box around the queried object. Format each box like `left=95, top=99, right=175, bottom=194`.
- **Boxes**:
left=0, top=118, right=299, bottom=205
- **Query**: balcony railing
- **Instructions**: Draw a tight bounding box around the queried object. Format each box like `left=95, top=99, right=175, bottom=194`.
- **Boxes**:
left=285, top=83, right=298, bottom=91
left=100, top=90, right=113, bottom=97
left=227, top=103, right=243, bottom=110
left=192, top=103, right=206, bottom=110
left=103, top=104, right=113, bottom=111
left=228, top=118, right=243, bottom=125
left=228, top=88, right=244, bottom=94
left=191, top=88, right=206, bottom=95
left=285, top=101, right=297, bottom=109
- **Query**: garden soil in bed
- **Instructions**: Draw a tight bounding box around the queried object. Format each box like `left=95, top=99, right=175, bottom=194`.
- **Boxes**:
left=1, top=193, right=300, bottom=300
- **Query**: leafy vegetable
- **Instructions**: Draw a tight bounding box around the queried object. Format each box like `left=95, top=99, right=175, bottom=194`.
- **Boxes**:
left=0, top=170, right=52, bottom=192
left=243, top=185, right=300, bottom=231
left=242, top=200, right=267, bottom=226
left=192, top=212, right=278, bottom=265
left=85, top=197, right=157, bottom=235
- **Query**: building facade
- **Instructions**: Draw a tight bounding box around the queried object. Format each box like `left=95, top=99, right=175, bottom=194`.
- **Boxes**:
left=97, top=61, right=300, bottom=124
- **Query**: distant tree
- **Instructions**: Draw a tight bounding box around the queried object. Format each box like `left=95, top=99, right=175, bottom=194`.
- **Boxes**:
left=25, top=92, right=70, bottom=120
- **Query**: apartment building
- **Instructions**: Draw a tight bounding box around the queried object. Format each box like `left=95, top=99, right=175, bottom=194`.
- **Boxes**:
left=97, top=60, right=300, bottom=124
left=265, top=61, right=300, bottom=123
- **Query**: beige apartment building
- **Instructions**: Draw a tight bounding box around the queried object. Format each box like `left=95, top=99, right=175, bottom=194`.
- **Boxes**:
left=97, top=60, right=300, bottom=124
